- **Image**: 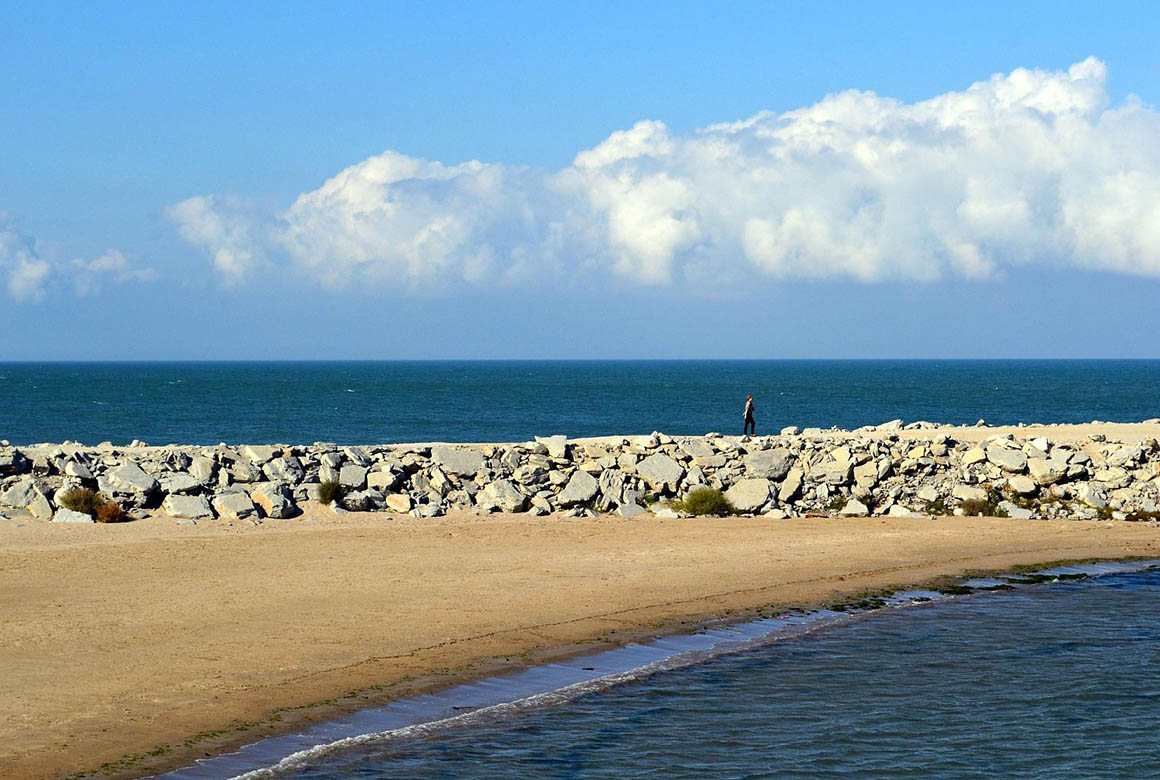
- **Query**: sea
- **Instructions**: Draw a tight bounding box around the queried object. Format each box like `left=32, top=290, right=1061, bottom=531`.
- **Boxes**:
left=5, top=360, right=1159, bottom=779
left=2, top=359, right=1159, bottom=446
left=161, top=563, right=1160, bottom=779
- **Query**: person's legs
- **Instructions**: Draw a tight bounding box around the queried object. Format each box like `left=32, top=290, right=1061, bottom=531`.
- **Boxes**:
left=744, top=418, right=755, bottom=436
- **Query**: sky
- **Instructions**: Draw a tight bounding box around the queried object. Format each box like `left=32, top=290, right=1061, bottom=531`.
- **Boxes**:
left=2, top=0, right=1160, bottom=359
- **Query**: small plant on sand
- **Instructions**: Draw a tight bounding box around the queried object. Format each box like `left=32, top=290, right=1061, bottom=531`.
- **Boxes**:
left=59, top=487, right=105, bottom=515
left=94, top=500, right=126, bottom=523
left=639, top=492, right=660, bottom=508
left=672, top=487, right=735, bottom=516
left=59, top=487, right=126, bottom=522
left=317, top=479, right=345, bottom=506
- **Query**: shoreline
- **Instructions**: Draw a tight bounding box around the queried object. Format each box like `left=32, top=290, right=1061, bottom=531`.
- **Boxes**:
left=2, top=511, right=1158, bottom=779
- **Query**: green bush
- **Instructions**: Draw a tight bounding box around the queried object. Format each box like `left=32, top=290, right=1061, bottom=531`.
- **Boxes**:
left=672, top=487, right=735, bottom=516
left=317, top=479, right=345, bottom=506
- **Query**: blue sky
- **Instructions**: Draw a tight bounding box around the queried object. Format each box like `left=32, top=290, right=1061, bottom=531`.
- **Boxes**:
left=2, top=1, right=1159, bottom=359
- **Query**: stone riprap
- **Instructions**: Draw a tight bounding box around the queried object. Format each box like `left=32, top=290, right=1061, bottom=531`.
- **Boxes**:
left=1, top=422, right=1160, bottom=524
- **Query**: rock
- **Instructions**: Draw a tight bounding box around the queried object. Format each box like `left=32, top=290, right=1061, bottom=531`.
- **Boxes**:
left=241, top=445, right=279, bottom=464
left=385, top=493, right=413, bottom=513
left=63, top=461, right=93, bottom=479
left=430, top=447, right=486, bottom=477
left=998, top=500, right=1033, bottom=520
left=212, top=492, right=257, bottom=521
left=366, top=470, right=401, bottom=491
left=1008, top=476, right=1038, bottom=496
left=158, top=472, right=200, bottom=494
left=877, top=419, right=904, bottom=432
left=339, top=464, right=368, bottom=490
left=162, top=494, right=215, bottom=520
left=533, top=435, right=569, bottom=459
left=616, top=502, right=648, bottom=517
left=410, top=502, right=444, bottom=518
left=839, top=498, right=869, bottom=516
left=886, top=504, right=924, bottom=518
left=952, top=485, right=988, bottom=503
left=1027, top=458, right=1067, bottom=486
left=635, top=453, right=685, bottom=492
left=986, top=447, right=1027, bottom=473
left=53, top=508, right=95, bottom=523
left=1, top=478, right=54, bottom=519
left=678, top=438, right=716, bottom=460
left=558, top=470, right=599, bottom=506
left=97, top=462, right=159, bottom=499
left=650, top=505, right=679, bottom=518
left=263, top=457, right=305, bottom=483
left=250, top=484, right=297, bottom=518
left=743, top=449, right=794, bottom=481
left=916, top=485, right=940, bottom=503
left=1075, top=483, right=1107, bottom=509
left=190, top=455, right=217, bottom=483
left=961, top=447, right=987, bottom=466
left=763, top=507, right=789, bottom=519
left=481, top=479, right=526, bottom=512
left=780, top=426, right=801, bottom=436
left=853, top=461, right=879, bottom=489
left=778, top=468, right=803, bottom=503
left=724, top=478, right=772, bottom=513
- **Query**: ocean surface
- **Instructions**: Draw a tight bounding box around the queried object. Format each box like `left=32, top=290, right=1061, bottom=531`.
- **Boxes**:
left=162, top=563, right=1160, bottom=780
left=3, top=360, right=1160, bottom=446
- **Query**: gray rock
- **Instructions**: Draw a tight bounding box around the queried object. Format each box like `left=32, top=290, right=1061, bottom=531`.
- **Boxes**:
left=1075, top=483, right=1107, bottom=509
left=839, top=498, right=870, bottom=516
left=534, top=435, right=569, bottom=459
left=635, top=453, right=685, bottom=492
left=678, top=438, right=716, bottom=460
left=1027, top=457, right=1067, bottom=486
left=724, top=478, right=772, bottom=513
left=98, top=462, right=159, bottom=498
left=366, top=469, right=401, bottom=491
left=162, top=494, right=215, bottom=520
left=481, top=479, right=526, bottom=512
left=53, top=508, right=95, bottom=523
left=558, top=470, right=599, bottom=506
left=410, top=502, right=444, bottom=518
left=212, top=492, right=257, bottom=521
left=986, top=447, right=1027, bottom=473
left=250, top=484, right=297, bottom=518
left=916, top=485, right=940, bottom=503
left=190, top=455, right=217, bottom=483
left=430, top=447, right=486, bottom=477
left=952, top=485, right=988, bottom=503
left=780, top=426, right=801, bottom=436
left=1008, top=475, right=1038, bottom=495
left=63, top=460, right=93, bottom=479
left=263, top=456, right=305, bottom=484
left=743, top=449, right=794, bottom=481
left=339, top=464, right=368, bottom=490
left=241, top=445, right=279, bottom=464
left=886, top=504, right=924, bottom=518
left=158, top=472, right=200, bottom=494
left=998, top=500, right=1034, bottom=519
left=778, top=468, right=803, bottom=503
left=616, top=502, right=648, bottom=517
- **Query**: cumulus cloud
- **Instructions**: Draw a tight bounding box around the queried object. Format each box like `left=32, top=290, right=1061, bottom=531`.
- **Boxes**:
left=0, top=213, right=155, bottom=301
left=171, top=57, right=1160, bottom=290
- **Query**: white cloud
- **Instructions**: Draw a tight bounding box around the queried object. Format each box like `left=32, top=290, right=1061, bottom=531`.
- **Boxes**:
left=1, top=213, right=155, bottom=301
left=171, top=57, right=1160, bottom=291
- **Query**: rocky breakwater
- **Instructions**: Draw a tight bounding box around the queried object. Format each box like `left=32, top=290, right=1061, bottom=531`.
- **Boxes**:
left=2, top=424, right=1160, bottom=524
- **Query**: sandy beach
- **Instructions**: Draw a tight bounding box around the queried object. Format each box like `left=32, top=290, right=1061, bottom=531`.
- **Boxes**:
left=1, top=505, right=1157, bottom=779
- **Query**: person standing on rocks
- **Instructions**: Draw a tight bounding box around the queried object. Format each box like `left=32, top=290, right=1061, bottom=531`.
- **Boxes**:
left=743, top=394, right=756, bottom=438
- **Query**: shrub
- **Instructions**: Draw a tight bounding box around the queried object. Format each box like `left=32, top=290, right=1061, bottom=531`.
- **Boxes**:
left=959, top=487, right=1003, bottom=517
left=59, top=487, right=105, bottom=515
left=317, top=479, right=345, bottom=506
left=672, top=487, right=735, bottom=516
left=94, top=501, right=126, bottom=523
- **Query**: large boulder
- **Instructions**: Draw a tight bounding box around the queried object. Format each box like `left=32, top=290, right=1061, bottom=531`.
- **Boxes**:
left=743, top=449, right=794, bottom=481
left=839, top=498, right=870, bottom=517
left=385, top=493, right=413, bottom=513
left=212, top=491, right=257, bottom=521
left=724, top=478, right=771, bottom=513
left=986, top=447, right=1027, bottom=473
left=162, top=494, right=215, bottom=520
left=430, top=447, right=486, bottom=477
left=250, top=484, right=298, bottom=518
left=158, top=472, right=199, bottom=494
left=778, top=468, right=803, bottom=503
left=1027, top=457, right=1067, bottom=486
left=952, top=485, right=988, bottom=503
left=635, top=453, right=685, bottom=492
left=97, top=462, right=159, bottom=503
left=1, top=478, right=54, bottom=519
left=263, top=456, right=305, bottom=484
left=339, top=464, right=368, bottom=490
left=480, top=479, right=526, bottom=512
left=53, top=508, right=95, bottom=524
left=534, top=435, right=569, bottom=459
left=558, top=470, right=598, bottom=506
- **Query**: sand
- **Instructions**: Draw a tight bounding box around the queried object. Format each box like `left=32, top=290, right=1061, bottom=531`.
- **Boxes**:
left=1, top=504, right=1158, bottom=779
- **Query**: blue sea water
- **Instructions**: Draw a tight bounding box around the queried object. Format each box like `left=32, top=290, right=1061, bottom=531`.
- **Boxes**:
left=2, top=360, right=1159, bottom=446
left=268, top=566, right=1160, bottom=779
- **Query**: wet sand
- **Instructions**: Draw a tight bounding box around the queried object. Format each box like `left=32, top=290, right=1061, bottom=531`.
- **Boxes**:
left=2, top=506, right=1158, bottom=779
